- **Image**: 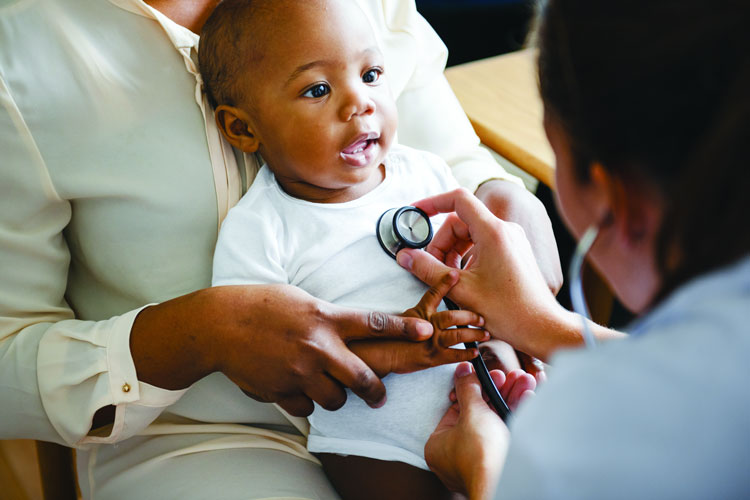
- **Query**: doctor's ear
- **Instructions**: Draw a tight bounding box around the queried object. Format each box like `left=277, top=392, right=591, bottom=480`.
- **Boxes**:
left=215, top=105, right=260, bottom=153
left=589, top=163, right=661, bottom=249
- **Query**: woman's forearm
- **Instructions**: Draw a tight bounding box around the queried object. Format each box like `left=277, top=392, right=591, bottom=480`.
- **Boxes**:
left=129, top=288, right=219, bottom=390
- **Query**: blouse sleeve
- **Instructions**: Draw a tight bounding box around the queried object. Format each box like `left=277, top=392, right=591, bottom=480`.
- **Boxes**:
left=0, top=75, right=187, bottom=448
left=374, top=0, right=525, bottom=193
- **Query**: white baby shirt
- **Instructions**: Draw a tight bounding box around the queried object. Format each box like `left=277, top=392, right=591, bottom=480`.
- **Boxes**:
left=212, top=144, right=461, bottom=469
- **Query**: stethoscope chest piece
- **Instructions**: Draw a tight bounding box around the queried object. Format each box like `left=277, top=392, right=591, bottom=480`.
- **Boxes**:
left=377, top=206, right=433, bottom=259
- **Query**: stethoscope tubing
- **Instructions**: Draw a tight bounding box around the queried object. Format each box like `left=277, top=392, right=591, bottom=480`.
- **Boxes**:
left=377, top=206, right=511, bottom=421
left=443, top=297, right=511, bottom=421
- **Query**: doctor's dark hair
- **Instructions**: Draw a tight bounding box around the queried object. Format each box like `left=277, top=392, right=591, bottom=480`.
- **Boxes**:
left=533, top=0, right=750, bottom=298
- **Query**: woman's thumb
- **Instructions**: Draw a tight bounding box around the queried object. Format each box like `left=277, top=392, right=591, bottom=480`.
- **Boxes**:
left=397, top=248, right=452, bottom=288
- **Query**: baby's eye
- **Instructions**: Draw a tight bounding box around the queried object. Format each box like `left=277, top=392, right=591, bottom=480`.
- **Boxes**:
left=362, top=68, right=382, bottom=84
left=302, top=83, right=330, bottom=98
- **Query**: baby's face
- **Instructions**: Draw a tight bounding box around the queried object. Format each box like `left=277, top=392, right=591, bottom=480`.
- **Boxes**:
left=242, top=0, right=397, bottom=203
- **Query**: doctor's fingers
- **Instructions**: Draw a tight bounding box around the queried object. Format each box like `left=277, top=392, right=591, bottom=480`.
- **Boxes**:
left=397, top=246, right=460, bottom=294
left=413, top=188, right=499, bottom=234
left=498, top=370, right=536, bottom=411
left=452, top=363, right=494, bottom=413
left=425, top=213, right=473, bottom=269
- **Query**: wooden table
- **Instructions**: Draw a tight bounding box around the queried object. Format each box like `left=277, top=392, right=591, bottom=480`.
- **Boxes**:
left=445, top=49, right=555, bottom=188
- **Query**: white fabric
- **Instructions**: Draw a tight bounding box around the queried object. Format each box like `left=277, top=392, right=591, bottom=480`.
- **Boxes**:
left=0, top=0, right=520, bottom=496
left=495, top=255, right=750, bottom=499
left=213, top=145, right=460, bottom=470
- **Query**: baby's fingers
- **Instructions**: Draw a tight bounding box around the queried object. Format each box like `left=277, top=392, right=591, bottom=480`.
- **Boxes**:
left=435, top=326, right=489, bottom=348
left=413, top=270, right=460, bottom=315
left=432, top=310, right=484, bottom=331
left=434, top=346, right=481, bottom=366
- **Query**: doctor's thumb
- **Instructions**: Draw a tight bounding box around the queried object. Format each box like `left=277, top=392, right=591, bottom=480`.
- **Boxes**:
left=397, top=248, right=452, bottom=288
left=453, top=363, right=486, bottom=409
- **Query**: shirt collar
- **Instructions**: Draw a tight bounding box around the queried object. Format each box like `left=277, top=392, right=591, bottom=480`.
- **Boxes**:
left=107, top=0, right=199, bottom=50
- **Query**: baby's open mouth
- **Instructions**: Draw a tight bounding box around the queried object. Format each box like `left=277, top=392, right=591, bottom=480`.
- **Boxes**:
left=340, top=133, right=379, bottom=166
left=342, top=138, right=374, bottom=155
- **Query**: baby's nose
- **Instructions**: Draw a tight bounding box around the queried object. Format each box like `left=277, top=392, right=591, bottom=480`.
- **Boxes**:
left=340, top=87, right=375, bottom=121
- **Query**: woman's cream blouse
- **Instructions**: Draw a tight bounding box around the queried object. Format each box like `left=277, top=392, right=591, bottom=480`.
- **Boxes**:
left=0, top=0, right=520, bottom=448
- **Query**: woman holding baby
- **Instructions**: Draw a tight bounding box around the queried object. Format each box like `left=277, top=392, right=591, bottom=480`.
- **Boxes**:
left=1, top=0, right=747, bottom=499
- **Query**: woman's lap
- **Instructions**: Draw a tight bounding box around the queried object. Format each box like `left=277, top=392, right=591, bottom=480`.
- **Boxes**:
left=79, top=433, right=341, bottom=500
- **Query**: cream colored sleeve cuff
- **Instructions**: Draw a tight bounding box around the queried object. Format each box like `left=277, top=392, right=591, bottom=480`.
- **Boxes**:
left=36, top=305, right=189, bottom=447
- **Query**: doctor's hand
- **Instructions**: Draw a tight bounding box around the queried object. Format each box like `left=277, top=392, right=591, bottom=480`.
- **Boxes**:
left=425, top=362, right=510, bottom=500
left=349, top=271, right=487, bottom=378
left=475, top=180, right=562, bottom=294
left=398, top=188, right=577, bottom=362
left=129, top=284, right=435, bottom=419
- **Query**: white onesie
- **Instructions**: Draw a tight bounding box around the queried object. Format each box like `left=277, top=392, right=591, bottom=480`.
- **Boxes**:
left=212, top=144, right=460, bottom=469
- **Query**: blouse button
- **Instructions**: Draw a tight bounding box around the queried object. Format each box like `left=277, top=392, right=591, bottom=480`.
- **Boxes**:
left=122, top=383, right=131, bottom=393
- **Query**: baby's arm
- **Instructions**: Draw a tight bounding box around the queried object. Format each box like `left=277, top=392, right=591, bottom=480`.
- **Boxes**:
left=348, top=272, right=487, bottom=377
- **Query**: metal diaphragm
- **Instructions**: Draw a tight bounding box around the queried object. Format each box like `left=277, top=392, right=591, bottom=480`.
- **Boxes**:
left=376, top=206, right=433, bottom=259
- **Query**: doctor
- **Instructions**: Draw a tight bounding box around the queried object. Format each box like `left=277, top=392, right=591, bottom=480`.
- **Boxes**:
left=398, top=0, right=750, bottom=498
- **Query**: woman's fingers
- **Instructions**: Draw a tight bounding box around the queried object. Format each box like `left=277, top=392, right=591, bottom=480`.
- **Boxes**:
left=304, top=373, right=348, bottom=411
left=324, top=347, right=387, bottom=409
left=334, top=306, right=433, bottom=342
left=276, top=394, right=315, bottom=417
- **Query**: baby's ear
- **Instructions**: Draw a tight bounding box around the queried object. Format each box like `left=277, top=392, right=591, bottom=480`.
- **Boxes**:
left=215, top=105, right=260, bottom=152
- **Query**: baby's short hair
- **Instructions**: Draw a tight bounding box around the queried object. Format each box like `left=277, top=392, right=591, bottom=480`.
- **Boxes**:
left=199, top=0, right=277, bottom=109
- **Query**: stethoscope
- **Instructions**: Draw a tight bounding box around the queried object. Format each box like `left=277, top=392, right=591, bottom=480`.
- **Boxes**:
left=377, top=206, right=511, bottom=421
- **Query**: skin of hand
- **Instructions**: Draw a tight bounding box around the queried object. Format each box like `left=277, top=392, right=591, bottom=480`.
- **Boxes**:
left=128, top=284, right=436, bottom=418
left=474, top=180, right=562, bottom=295
left=349, top=271, right=488, bottom=378
left=480, top=341, right=547, bottom=385
left=425, top=363, right=513, bottom=500
left=397, top=188, right=586, bottom=361
left=448, top=368, right=535, bottom=413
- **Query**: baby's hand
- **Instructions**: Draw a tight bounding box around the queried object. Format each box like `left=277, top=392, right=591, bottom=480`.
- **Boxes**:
left=348, top=271, right=488, bottom=377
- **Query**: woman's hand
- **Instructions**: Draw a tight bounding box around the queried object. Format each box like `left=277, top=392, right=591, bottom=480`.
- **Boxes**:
left=398, top=188, right=581, bottom=361
left=425, top=362, right=512, bottom=500
left=130, top=284, right=435, bottom=417
left=349, top=271, right=488, bottom=377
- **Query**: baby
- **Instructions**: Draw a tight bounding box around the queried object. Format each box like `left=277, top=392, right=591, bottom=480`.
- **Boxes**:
left=201, top=0, right=528, bottom=497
